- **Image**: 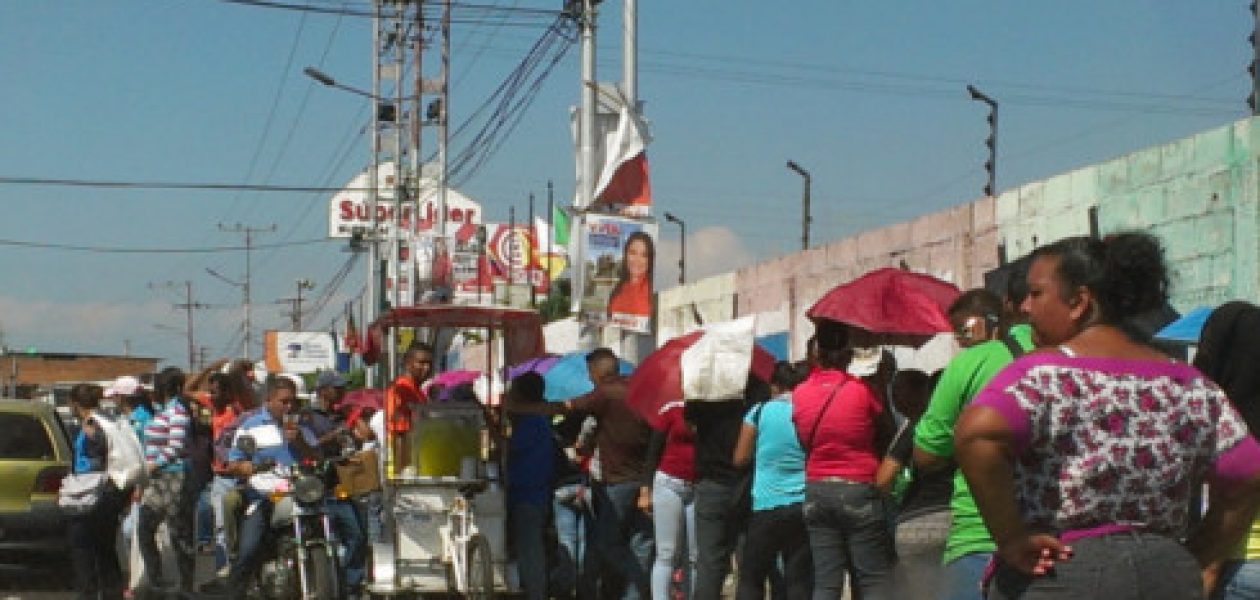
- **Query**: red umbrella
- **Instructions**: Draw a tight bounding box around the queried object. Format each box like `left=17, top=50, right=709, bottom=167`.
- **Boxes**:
left=626, top=331, right=777, bottom=428
left=339, top=388, right=384, bottom=411
left=807, top=267, right=960, bottom=341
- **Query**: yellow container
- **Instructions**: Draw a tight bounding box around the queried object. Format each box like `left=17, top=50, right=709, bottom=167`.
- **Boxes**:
left=412, top=415, right=481, bottom=477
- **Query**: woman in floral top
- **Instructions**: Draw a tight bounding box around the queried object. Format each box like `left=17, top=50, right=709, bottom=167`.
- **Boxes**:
left=955, top=233, right=1260, bottom=600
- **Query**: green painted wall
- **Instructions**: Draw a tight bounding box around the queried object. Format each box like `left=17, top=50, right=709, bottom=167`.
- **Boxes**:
left=997, top=117, right=1260, bottom=312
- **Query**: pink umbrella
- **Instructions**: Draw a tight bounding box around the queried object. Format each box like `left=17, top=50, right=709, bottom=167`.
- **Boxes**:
left=430, top=369, right=482, bottom=388
left=339, top=388, right=384, bottom=410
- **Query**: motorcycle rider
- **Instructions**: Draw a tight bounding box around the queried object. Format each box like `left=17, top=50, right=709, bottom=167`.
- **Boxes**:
left=225, top=375, right=319, bottom=597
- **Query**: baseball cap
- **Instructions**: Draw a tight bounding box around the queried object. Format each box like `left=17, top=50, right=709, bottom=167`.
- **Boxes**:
left=104, top=375, right=141, bottom=398
left=316, top=370, right=347, bottom=389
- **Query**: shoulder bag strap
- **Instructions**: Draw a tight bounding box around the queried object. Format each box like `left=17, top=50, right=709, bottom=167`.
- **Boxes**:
left=1000, top=331, right=1026, bottom=360
left=803, top=383, right=845, bottom=453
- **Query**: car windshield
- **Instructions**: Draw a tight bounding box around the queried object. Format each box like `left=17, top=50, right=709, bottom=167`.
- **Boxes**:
left=0, top=413, right=56, bottom=460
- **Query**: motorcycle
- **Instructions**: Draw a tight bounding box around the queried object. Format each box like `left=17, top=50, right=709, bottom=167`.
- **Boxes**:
left=236, top=434, right=344, bottom=600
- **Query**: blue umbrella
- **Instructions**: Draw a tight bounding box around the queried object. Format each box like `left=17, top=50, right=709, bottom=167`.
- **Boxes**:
left=543, top=351, right=634, bottom=402
left=1155, top=305, right=1215, bottom=344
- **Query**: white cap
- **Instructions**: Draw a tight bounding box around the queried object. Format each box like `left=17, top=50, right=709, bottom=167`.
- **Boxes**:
left=104, top=375, right=141, bottom=398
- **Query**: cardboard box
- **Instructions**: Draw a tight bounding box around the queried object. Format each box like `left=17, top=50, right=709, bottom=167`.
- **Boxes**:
left=336, top=450, right=381, bottom=497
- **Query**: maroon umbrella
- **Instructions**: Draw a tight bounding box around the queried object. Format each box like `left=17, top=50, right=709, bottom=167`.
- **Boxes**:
left=626, top=331, right=777, bottom=428
left=807, top=267, right=960, bottom=342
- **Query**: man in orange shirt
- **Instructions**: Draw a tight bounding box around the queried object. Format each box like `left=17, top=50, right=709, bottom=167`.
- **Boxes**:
left=385, top=342, right=434, bottom=475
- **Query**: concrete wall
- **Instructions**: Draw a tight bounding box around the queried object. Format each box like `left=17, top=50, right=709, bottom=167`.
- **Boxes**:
left=1096, top=119, right=1259, bottom=310
left=656, top=117, right=1260, bottom=359
left=659, top=197, right=995, bottom=359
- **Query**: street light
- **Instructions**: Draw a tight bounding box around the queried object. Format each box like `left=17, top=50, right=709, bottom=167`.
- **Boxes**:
left=966, top=84, right=998, bottom=197
left=786, top=160, right=812, bottom=251
left=664, top=212, right=686, bottom=286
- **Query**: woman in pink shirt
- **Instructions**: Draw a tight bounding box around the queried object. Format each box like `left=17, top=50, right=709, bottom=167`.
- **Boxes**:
left=792, top=325, right=896, bottom=600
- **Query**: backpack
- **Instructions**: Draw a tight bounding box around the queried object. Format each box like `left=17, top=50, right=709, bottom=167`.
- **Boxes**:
left=93, top=411, right=146, bottom=490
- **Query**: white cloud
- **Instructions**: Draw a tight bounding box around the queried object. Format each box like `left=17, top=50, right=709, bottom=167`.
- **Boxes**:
left=654, top=225, right=757, bottom=288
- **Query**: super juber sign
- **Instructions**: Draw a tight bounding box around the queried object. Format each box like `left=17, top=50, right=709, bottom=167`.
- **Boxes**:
left=326, top=162, right=483, bottom=239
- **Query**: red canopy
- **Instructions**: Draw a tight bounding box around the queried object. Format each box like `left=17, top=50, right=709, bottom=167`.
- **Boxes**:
left=361, top=305, right=546, bottom=368
left=807, top=268, right=960, bottom=336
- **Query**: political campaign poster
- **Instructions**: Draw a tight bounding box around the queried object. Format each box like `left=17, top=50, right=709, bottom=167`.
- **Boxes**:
left=580, top=215, right=657, bottom=333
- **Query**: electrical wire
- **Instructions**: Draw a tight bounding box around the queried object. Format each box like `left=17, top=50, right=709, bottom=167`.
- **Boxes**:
left=0, top=237, right=326, bottom=254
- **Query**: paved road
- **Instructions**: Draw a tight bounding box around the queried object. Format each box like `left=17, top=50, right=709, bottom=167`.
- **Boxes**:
left=0, top=547, right=222, bottom=600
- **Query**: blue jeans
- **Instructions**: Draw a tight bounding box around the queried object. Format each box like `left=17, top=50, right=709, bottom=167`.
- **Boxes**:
left=1217, top=559, right=1260, bottom=600
left=593, top=480, right=653, bottom=600
left=652, top=471, right=697, bottom=600
left=802, top=480, right=895, bottom=600
left=207, top=475, right=237, bottom=571
left=326, top=498, right=366, bottom=589
left=553, top=481, right=595, bottom=599
left=942, top=551, right=991, bottom=600
left=988, top=531, right=1200, bottom=600
left=228, top=493, right=274, bottom=598
left=511, top=502, right=549, bottom=600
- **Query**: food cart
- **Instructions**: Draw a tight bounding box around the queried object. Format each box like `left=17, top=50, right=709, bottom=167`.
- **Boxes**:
left=361, top=305, right=546, bottom=598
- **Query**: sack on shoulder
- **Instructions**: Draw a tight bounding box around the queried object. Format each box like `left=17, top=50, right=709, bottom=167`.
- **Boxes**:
left=94, top=411, right=146, bottom=489
left=58, top=472, right=108, bottom=516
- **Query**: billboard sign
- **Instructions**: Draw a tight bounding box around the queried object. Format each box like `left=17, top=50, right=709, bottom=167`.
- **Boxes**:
left=327, top=162, right=483, bottom=239
left=579, top=215, right=657, bottom=333
left=263, top=331, right=337, bottom=374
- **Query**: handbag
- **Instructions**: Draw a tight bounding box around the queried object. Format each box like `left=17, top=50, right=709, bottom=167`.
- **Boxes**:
left=58, top=472, right=108, bottom=516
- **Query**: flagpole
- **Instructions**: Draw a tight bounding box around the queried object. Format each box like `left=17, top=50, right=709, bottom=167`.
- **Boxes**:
left=547, top=179, right=553, bottom=304
left=529, top=191, right=536, bottom=308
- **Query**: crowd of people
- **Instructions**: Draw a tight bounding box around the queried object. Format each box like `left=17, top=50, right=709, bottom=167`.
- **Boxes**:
left=55, top=230, right=1260, bottom=600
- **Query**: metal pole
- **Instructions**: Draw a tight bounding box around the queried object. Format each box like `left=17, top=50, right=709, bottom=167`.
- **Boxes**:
left=366, top=0, right=381, bottom=387
left=184, top=281, right=195, bottom=371
left=437, top=0, right=451, bottom=284
left=546, top=180, right=554, bottom=294
left=786, top=161, right=811, bottom=251
left=508, top=206, right=516, bottom=306
left=665, top=212, right=685, bottom=285
left=529, top=192, right=536, bottom=308
left=624, top=0, right=637, bottom=107
left=572, top=0, right=597, bottom=317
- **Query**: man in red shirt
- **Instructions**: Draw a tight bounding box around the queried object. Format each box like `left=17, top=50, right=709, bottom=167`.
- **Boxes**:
left=385, top=342, right=434, bottom=476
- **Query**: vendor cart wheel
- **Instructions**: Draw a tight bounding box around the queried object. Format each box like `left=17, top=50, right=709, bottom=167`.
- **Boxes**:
left=464, top=534, right=495, bottom=599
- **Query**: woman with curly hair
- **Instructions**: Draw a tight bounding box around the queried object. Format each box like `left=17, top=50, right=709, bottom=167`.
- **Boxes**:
left=955, top=233, right=1260, bottom=599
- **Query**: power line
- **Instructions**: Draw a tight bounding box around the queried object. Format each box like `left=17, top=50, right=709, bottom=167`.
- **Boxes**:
left=0, top=176, right=365, bottom=193
left=0, top=237, right=323, bottom=254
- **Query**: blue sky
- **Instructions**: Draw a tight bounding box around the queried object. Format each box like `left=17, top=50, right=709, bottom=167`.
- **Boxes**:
left=0, top=1, right=1248, bottom=365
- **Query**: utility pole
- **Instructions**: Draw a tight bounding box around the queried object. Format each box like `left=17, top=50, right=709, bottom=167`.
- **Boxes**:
left=571, top=0, right=597, bottom=318
left=529, top=191, right=536, bottom=308
left=218, top=223, right=275, bottom=361
left=151, top=280, right=209, bottom=371
left=283, top=278, right=316, bottom=330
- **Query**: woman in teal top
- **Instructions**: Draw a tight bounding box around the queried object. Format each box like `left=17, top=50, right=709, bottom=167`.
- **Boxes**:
left=733, top=361, right=811, bottom=600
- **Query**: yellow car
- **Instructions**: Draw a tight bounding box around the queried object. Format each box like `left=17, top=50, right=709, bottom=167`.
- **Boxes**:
left=0, top=399, right=74, bottom=554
